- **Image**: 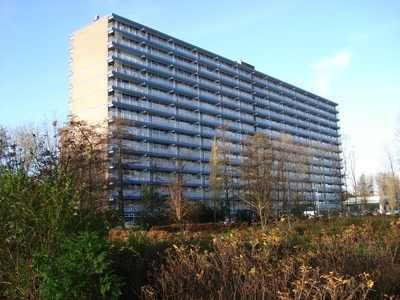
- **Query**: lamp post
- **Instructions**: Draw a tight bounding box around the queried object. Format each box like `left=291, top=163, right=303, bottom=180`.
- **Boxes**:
left=313, top=187, right=320, bottom=217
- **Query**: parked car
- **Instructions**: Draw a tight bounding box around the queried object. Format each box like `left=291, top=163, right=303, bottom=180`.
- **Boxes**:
left=375, top=209, right=386, bottom=215
left=125, top=220, right=138, bottom=228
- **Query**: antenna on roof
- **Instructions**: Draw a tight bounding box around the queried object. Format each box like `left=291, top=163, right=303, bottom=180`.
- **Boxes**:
left=94, top=15, right=99, bottom=21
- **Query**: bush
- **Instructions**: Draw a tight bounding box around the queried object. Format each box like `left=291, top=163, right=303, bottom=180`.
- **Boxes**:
left=0, top=170, right=108, bottom=298
left=35, top=231, right=122, bottom=300
left=137, top=218, right=400, bottom=299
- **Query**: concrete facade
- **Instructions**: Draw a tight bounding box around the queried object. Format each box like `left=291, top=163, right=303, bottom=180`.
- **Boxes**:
left=69, top=14, right=343, bottom=210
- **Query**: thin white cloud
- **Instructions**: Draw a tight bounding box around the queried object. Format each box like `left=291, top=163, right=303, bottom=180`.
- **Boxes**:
left=349, top=20, right=400, bottom=46
left=310, top=51, right=351, bottom=94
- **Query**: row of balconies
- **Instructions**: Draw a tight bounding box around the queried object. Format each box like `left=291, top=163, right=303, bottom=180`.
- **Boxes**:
left=111, top=102, right=339, bottom=146
left=108, top=123, right=341, bottom=171
left=109, top=76, right=339, bottom=136
left=109, top=26, right=266, bottom=87
left=115, top=134, right=337, bottom=168
left=109, top=95, right=341, bottom=151
left=110, top=159, right=342, bottom=187
left=112, top=172, right=342, bottom=193
left=109, top=173, right=342, bottom=201
left=108, top=36, right=339, bottom=117
left=108, top=57, right=339, bottom=129
left=109, top=102, right=340, bottom=147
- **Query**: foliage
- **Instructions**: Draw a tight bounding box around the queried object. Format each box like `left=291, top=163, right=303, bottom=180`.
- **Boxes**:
left=2, top=115, right=400, bottom=299
left=0, top=121, right=110, bottom=298
left=35, top=231, right=122, bottom=300
left=0, top=121, right=120, bottom=299
left=111, top=230, right=155, bottom=299
left=0, top=169, right=108, bottom=298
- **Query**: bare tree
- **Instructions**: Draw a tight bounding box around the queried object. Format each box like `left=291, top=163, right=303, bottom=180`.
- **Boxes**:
left=164, top=149, right=199, bottom=227
left=291, top=140, right=314, bottom=218
left=275, top=134, right=292, bottom=221
left=59, top=117, right=109, bottom=210
left=348, top=144, right=359, bottom=211
left=340, top=134, right=352, bottom=212
left=217, top=126, right=236, bottom=222
left=108, top=116, right=138, bottom=220
left=0, top=126, right=17, bottom=171
left=1, top=119, right=60, bottom=177
left=381, top=143, right=399, bottom=213
left=387, top=174, right=399, bottom=213
left=329, top=142, right=345, bottom=212
left=376, top=172, right=388, bottom=211
left=238, top=133, right=276, bottom=229
left=396, top=112, right=400, bottom=168
left=165, top=174, right=198, bottom=226
left=314, top=140, right=335, bottom=216
left=275, top=134, right=311, bottom=223
left=358, top=173, right=373, bottom=211
left=209, top=136, right=222, bottom=222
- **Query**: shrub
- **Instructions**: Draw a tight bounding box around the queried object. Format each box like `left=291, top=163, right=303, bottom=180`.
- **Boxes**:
left=0, top=170, right=108, bottom=298
left=139, top=220, right=400, bottom=299
left=35, top=231, right=122, bottom=300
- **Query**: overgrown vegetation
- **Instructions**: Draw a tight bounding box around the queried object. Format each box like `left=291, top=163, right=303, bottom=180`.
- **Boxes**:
left=0, top=122, right=121, bottom=299
left=1, top=118, right=400, bottom=299
left=0, top=169, right=120, bottom=299
left=135, top=217, right=399, bottom=300
left=1, top=167, right=400, bottom=299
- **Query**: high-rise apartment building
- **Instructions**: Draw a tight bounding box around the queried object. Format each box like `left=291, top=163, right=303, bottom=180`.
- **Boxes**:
left=69, top=14, right=342, bottom=213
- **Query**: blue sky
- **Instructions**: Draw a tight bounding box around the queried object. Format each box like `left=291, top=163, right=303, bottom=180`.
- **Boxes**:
left=1, top=0, right=399, bottom=177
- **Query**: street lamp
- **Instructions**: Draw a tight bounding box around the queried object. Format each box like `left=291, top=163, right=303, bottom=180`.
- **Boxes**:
left=312, top=187, right=320, bottom=216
